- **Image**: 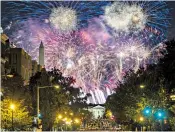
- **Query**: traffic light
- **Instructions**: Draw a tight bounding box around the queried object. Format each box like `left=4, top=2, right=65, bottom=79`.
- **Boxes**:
left=38, top=113, right=42, bottom=119
left=142, top=106, right=152, bottom=117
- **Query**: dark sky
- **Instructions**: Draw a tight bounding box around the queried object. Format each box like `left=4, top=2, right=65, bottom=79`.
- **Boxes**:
left=167, top=1, right=175, bottom=40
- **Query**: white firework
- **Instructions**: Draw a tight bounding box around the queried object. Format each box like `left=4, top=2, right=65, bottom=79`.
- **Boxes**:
left=0, top=27, right=3, bottom=33
left=49, top=7, right=77, bottom=32
left=104, top=2, right=147, bottom=33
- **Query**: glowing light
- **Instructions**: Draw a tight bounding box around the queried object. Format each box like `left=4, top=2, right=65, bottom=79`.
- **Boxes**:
left=54, top=85, right=60, bottom=89
left=158, top=113, right=162, bottom=117
left=65, top=121, right=72, bottom=125
left=10, top=104, right=15, bottom=110
left=146, top=110, right=149, bottom=114
left=63, top=117, right=67, bottom=121
left=74, top=118, right=80, bottom=124
left=170, top=95, right=175, bottom=101
left=140, top=85, right=145, bottom=88
left=7, top=74, right=14, bottom=78
left=140, top=117, right=144, bottom=121
left=58, top=114, right=62, bottom=119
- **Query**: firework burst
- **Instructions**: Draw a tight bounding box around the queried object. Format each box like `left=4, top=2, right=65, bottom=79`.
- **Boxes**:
left=103, top=1, right=171, bottom=44
left=49, top=7, right=77, bottom=32
left=104, top=2, right=147, bottom=33
left=1, top=1, right=171, bottom=104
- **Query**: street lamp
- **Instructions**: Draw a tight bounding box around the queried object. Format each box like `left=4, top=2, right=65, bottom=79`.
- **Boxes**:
left=139, top=116, right=144, bottom=122
left=58, top=114, right=63, bottom=119
left=140, top=85, right=145, bottom=89
left=10, top=103, right=15, bottom=131
left=54, top=85, right=60, bottom=89
left=36, top=85, right=60, bottom=127
left=139, top=116, right=144, bottom=131
left=74, top=118, right=80, bottom=124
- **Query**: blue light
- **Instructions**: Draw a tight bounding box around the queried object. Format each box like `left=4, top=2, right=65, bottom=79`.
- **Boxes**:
left=143, top=106, right=152, bottom=117
left=38, top=113, right=42, bottom=118
left=154, top=109, right=166, bottom=120
left=146, top=110, right=150, bottom=114
left=158, top=113, right=162, bottom=117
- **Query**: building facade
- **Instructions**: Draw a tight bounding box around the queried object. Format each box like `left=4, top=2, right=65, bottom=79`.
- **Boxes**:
left=2, top=35, right=45, bottom=82
left=9, top=48, right=32, bottom=81
left=1, top=34, right=10, bottom=76
left=87, top=105, right=105, bottom=119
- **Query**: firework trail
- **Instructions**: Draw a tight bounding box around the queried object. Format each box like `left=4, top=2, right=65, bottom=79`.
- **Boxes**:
left=1, top=1, right=171, bottom=104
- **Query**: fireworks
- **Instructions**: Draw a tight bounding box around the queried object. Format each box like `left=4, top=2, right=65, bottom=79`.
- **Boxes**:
left=104, top=2, right=147, bottom=33
left=2, top=1, right=109, bottom=30
left=1, top=1, right=171, bottom=104
left=49, top=7, right=77, bottom=32
left=103, top=1, right=171, bottom=43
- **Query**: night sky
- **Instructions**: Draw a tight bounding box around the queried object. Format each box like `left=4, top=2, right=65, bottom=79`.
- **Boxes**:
left=167, top=1, right=175, bottom=39
left=1, top=1, right=175, bottom=40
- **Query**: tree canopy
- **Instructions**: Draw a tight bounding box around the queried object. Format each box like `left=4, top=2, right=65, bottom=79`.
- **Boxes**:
left=1, top=74, right=33, bottom=130
left=29, top=67, right=89, bottom=130
left=105, top=39, right=175, bottom=130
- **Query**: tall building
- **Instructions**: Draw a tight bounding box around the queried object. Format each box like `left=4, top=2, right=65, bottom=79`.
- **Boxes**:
left=39, top=41, right=44, bottom=67
left=2, top=34, right=43, bottom=82
left=1, top=34, right=10, bottom=76
left=9, top=48, right=32, bottom=81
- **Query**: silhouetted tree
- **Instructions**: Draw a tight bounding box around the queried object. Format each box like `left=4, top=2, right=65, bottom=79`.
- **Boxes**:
left=158, top=39, right=175, bottom=93
left=106, top=39, right=175, bottom=130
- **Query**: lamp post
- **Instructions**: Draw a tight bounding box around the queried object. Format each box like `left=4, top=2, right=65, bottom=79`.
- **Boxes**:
left=139, top=116, right=144, bottom=131
left=10, top=103, right=15, bottom=131
left=36, top=85, right=60, bottom=125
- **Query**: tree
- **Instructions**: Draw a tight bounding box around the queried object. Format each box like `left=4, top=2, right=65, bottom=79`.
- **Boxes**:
left=106, top=65, right=168, bottom=130
left=105, top=39, right=175, bottom=130
left=1, top=73, right=33, bottom=112
left=1, top=73, right=33, bottom=130
left=155, top=40, right=175, bottom=130
left=29, top=67, right=88, bottom=130
left=158, top=39, right=175, bottom=93
left=1, top=98, right=32, bottom=130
